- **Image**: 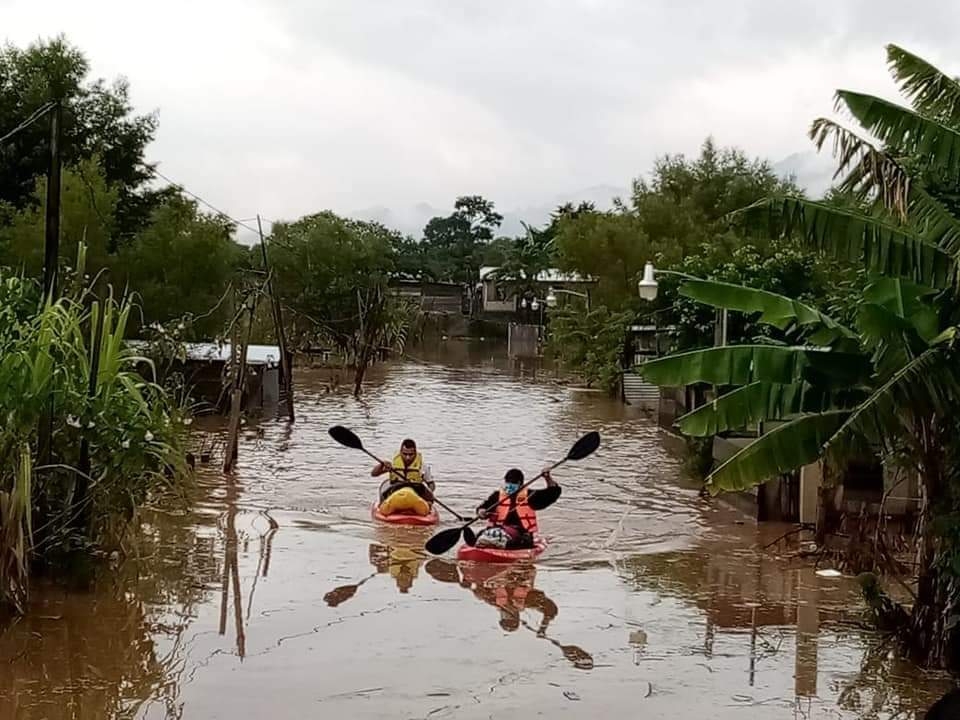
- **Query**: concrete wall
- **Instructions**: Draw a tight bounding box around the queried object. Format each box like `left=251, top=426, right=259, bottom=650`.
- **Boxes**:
left=507, top=323, right=540, bottom=358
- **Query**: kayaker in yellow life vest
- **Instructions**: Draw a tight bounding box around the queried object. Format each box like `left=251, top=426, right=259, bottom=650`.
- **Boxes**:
left=371, top=438, right=434, bottom=501
left=474, top=467, right=558, bottom=550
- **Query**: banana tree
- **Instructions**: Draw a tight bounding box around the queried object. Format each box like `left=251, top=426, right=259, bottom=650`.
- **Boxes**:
left=642, top=44, right=960, bottom=669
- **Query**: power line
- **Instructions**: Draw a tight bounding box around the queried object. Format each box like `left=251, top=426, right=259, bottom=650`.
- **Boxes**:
left=0, top=101, right=54, bottom=145
left=147, top=167, right=262, bottom=236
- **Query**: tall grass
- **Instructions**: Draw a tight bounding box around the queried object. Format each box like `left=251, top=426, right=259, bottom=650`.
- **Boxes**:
left=0, top=261, right=189, bottom=612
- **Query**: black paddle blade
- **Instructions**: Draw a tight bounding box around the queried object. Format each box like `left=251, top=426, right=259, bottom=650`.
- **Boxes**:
left=324, top=585, right=358, bottom=607
left=566, top=431, right=600, bottom=461
left=329, top=425, right=363, bottom=450
left=462, top=526, right=477, bottom=546
left=529, top=484, right=561, bottom=510
left=425, top=526, right=463, bottom=555
left=424, top=559, right=460, bottom=584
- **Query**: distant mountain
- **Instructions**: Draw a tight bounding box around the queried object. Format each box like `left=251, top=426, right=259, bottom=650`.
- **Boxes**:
left=352, top=184, right=627, bottom=238
left=343, top=152, right=838, bottom=242
left=772, top=151, right=837, bottom=198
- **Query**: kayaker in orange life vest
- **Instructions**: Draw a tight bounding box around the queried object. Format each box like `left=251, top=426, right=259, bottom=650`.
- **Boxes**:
left=474, top=467, right=558, bottom=550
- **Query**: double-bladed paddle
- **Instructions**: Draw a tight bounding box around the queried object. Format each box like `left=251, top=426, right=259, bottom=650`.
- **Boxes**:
left=328, top=425, right=467, bottom=521
left=424, top=431, right=600, bottom=555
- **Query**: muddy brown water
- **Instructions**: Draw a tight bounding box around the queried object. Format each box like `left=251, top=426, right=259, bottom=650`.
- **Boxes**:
left=0, top=342, right=954, bottom=719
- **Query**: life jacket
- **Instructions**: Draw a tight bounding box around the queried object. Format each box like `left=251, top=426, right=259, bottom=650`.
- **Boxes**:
left=493, top=489, right=538, bottom=534
left=390, top=452, right=423, bottom=483
left=495, top=584, right=530, bottom=610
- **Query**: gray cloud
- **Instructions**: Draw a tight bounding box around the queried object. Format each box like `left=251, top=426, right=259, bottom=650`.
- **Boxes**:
left=3, top=0, right=959, bottom=239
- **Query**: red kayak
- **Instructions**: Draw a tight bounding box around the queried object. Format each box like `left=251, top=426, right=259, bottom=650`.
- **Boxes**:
left=456, top=537, right=548, bottom=563
left=370, top=502, right=439, bottom=526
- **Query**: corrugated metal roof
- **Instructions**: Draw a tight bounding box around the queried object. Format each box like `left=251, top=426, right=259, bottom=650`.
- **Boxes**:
left=128, top=341, right=281, bottom=366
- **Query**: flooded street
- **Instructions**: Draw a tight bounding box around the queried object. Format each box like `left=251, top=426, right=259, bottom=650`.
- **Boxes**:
left=1, top=342, right=952, bottom=719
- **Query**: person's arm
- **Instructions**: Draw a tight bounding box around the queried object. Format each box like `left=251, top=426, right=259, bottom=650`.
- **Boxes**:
left=543, top=468, right=558, bottom=488
left=371, top=461, right=392, bottom=478
left=476, top=491, right=499, bottom=517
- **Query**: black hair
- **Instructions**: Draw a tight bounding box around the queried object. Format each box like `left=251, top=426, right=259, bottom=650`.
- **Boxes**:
left=401, top=439, right=417, bottom=450
left=504, top=468, right=524, bottom=483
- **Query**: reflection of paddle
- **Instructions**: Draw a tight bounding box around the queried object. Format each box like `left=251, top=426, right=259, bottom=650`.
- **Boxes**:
left=329, top=426, right=466, bottom=521
left=425, top=431, right=600, bottom=555
left=425, top=558, right=462, bottom=585
left=324, top=573, right=376, bottom=607
left=519, top=617, right=594, bottom=670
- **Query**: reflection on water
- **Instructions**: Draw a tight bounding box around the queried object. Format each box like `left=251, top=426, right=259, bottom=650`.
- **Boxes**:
left=1, top=341, right=955, bottom=718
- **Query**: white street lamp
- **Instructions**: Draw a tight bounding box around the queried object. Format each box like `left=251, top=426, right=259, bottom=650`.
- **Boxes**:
left=545, top=289, right=557, bottom=308
left=637, top=262, right=658, bottom=301
left=637, top=261, right=727, bottom=346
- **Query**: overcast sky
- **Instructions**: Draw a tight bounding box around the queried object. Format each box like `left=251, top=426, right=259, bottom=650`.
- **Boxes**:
left=3, top=0, right=960, bottom=237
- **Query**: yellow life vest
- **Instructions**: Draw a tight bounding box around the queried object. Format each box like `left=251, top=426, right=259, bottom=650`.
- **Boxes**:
left=390, top=452, right=423, bottom=484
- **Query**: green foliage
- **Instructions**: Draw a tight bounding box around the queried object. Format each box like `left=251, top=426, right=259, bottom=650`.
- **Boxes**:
left=553, top=210, right=648, bottom=308
left=113, top=195, right=242, bottom=339
left=546, top=306, right=632, bottom=393
left=0, top=157, right=118, bottom=275
left=0, top=36, right=161, bottom=239
left=420, top=195, right=503, bottom=283
left=707, top=411, right=851, bottom=493
left=663, top=239, right=861, bottom=348
left=268, top=211, right=419, bottom=393
left=0, top=266, right=189, bottom=611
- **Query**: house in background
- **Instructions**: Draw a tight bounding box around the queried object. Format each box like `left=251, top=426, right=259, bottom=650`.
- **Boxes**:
left=476, top=266, right=596, bottom=316
left=388, top=277, right=465, bottom=314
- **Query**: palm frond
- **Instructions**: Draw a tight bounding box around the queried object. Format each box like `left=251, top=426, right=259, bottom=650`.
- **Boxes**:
left=676, top=381, right=835, bottom=437
left=679, top=279, right=856, bottom=343
left=809, top=119, right=960, bottom=254
left=705, top=410, right=851, bottom=494
left=826, top=342, right=960, bottom=460
left=639, top=344, right=870, bottom=388
left=744, top=197, right=957, bottom=289
left=809, top=118, right=910, bottom=217
left=887, top=44, right=960, bottom=124
left=837, top=90, right=960, bottom=177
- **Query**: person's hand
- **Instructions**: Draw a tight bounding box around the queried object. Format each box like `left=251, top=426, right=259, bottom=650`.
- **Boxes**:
left=542, top=467, right=557, bottom=487
left=477, top=508, right=489, bottom=519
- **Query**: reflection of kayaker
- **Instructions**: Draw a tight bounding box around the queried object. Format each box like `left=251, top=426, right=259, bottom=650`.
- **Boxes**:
left=473, top=468, right=559, bottom=550
left=424, top=558, right=592, bottom=669
left=368, top=543, right=424, bottom=594
left=371, top=439, right=436, bottom=519
left=460, top=563, right=558, bottom=633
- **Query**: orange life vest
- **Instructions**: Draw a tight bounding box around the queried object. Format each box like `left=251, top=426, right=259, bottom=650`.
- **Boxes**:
left=495, top=584, right=530, bottom=610
left=493, top=489, right=538, bottom=534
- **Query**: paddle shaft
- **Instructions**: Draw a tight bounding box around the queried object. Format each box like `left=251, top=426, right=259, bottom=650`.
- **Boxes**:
left=362, top=447, right=465, bottom=521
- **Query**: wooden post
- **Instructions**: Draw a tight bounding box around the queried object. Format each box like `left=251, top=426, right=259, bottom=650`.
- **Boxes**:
left=257, top=215, right=294, bottom=421
left=74, top=298, right=105, bottom=529
left=223, top=302, right=253, bottom=473
left=37, top=102, right=63, bottom=474
left=42, top=102, right=63, bottom=301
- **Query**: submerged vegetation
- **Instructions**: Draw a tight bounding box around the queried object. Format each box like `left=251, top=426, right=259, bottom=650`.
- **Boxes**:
left=0, top=256, right=189, bottom=612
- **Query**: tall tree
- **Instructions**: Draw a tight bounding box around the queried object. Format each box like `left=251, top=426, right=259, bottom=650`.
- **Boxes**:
left=114, top=195, right=242, bottom=339
left=268, top=212, right=417, bottom=395
left=421, top=195, right=502, bottom=284
left=0, top=36, right=161, bottom=241
left=641, top=45, right=960, bottom=671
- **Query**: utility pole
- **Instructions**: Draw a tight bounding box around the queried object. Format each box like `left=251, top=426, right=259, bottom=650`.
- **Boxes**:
left=37, top=101, right=62, bottom=476
left=258, top=215, right=295, bottom=421
left=42, top=101, right=62, bottom=300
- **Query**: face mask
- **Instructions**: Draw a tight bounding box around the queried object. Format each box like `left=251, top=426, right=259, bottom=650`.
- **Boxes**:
left=504, top=482, right=520, bottom=495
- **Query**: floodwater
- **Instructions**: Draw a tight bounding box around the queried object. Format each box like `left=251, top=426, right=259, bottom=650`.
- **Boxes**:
left=0, top=341, right=953, bottom=719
